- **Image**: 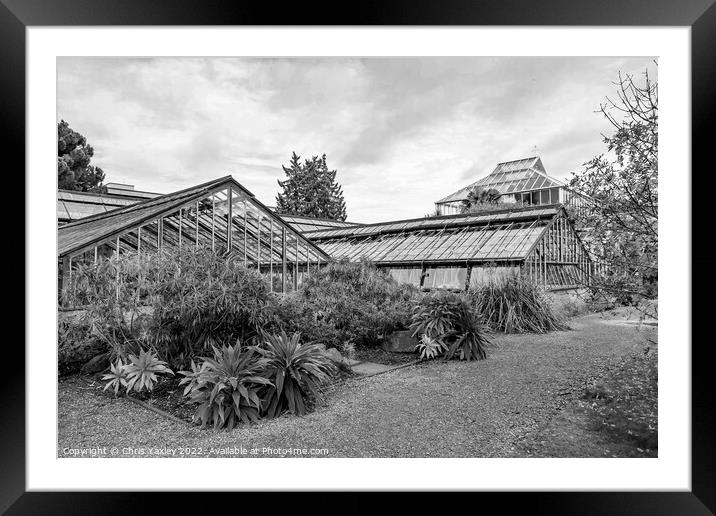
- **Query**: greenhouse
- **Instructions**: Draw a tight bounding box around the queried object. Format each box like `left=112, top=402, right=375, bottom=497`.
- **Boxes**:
left=434, top=156, right=588, bottom=215
left=276, top=214, right=362, bottom=233
left=305, top=204, right=593, bottom=290
left=57, top=176, right=330, bottom=296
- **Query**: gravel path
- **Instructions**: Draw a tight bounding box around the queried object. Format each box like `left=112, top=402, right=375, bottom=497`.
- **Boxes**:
left=58, top=313, right=656, bottom=458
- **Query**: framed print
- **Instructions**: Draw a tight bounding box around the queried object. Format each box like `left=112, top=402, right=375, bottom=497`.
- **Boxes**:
left=3, top=0, right=713, bottom=513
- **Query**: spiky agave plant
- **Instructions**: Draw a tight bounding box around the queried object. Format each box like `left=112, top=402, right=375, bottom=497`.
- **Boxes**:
left=124, top=349, right=174, bottom=392
left=180, top=342, right=273, bottom=430
left=102, top=358, right=128, bottom=395
left=256, top=331, right=336, bottom=418
left=415, top=334, right=446, bottom=360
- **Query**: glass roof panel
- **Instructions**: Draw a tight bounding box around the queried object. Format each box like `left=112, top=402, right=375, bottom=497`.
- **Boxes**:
left=59, top=177, right=330, bottom=261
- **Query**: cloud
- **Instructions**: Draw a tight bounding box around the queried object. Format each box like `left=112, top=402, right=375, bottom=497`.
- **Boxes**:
left=57, top=56, right=656, bottom=223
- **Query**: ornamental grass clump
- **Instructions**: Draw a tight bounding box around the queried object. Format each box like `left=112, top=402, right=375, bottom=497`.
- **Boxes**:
left=470, top=275, right=568, bottom=334
left=410, top=291, right=491, bottom=361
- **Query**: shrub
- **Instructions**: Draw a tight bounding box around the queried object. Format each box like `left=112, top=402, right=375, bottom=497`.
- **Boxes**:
left=266, top=292, right=344, bottom=349
left=469, top=275, right=568, bottom=333
left=64, top=248, right=274, bottom=368
left=58, top=312, right=107, bottom=375
left=101, top=349, right=173, bottom=395
left=275, top=259, right=418, bottom=349
left=62, top=255, right=151, bottom=361
left=146, top=248, right=273, bottom=366
left=547, top=292, right=589, bottom=320
left=256, top=331, right=336, bottom=418
left=179, top=342, right=272, bottom=429
left=410, top=291, right=490, bottom=361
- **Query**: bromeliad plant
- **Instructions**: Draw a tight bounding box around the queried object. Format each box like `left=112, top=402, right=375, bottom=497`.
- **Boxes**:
left=179, top=342, right=273, bottom=430
left=102, top=349, right=173, bottom=395
left=410, top=291, right=491, bottom=361
left=256, top=331, right=336, bottom=418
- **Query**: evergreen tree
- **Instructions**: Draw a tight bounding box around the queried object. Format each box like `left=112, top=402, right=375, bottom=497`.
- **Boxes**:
left=57, top=120, right=105, bottom=191
left=275, top=152, right=303, bottom=215
left=276, top=152, right=347, bottom=221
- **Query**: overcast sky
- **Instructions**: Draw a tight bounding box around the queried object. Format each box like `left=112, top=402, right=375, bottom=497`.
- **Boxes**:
left=57, top=56, right=656, bottom=223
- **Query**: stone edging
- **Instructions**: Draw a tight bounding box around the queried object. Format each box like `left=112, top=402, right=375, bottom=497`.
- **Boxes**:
left=351, top=359, right=423, bottom=380
left=122, top=394, right=193, bottom=427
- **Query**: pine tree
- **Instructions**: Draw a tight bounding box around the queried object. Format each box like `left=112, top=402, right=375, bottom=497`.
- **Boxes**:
left=275, top=152, right=347, bottom=221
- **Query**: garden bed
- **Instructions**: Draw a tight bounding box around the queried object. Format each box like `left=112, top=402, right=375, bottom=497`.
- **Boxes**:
left=73, top=358, right=359, bottom=428
left=130, top=377, right=196, bottom=424
left=58, top=314, right=657, bottom=457
left=353, top=346, right=418, bottom=366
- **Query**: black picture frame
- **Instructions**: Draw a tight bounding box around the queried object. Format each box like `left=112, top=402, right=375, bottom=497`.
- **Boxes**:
left=4, top=0, right=712, bottom=513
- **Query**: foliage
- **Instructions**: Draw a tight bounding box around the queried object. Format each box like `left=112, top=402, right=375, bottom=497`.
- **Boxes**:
left=443, top=301, right=490, bottom=361
left=58, top=120, right=105, bottom=192
left=178, top=359, right=204, bottom=396
left=102, top=359, right=129, bottom=395
left=469, top=275, right=568, bottom=333
left=569, top=67, right=658, bottom=302
left=275, top=152, right=348, bottom=221
left=256, top=331, right=336, bottom=418
left=62, top=254, right=152, bottom=361
left=102, top=349, right=173, bottom=395
left=64, top=248, right=274, bottom=368
left=461, top=186, right=501, bottom=213
left=273, top=259, right=418, bottom=349
left=266, top=293, right=344, bottom=351
left=410, top=291, right=491, bottom=361
left=124, top=349, right=174, bottom=392
left=415, top=334, right=446, bottom=360
left=546, top=292, right=589, bottom=320
left=145, top=248, right=273, bottom=366
left=179, top=342, right=273, bottom=430
left=58, top=313, right=106, bottom=375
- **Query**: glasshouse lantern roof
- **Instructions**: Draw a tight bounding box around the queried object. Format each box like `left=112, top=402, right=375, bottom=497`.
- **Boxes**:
left=436, top=156, right=565, bottom=204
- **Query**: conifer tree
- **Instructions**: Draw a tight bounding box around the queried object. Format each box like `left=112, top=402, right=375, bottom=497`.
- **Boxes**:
left=275, top=152, right=347, bottom=221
